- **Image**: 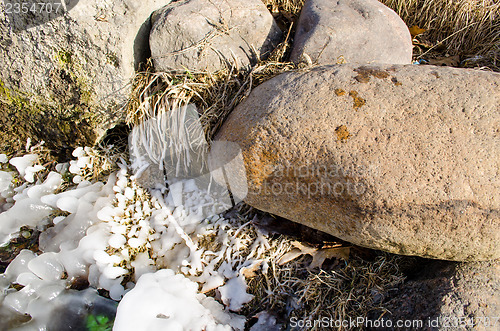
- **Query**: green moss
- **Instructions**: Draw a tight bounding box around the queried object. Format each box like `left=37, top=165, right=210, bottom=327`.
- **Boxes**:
left=0, top=79, right=9, bottom=99
left=53, top=49, right=96, bottom=106
left=56, top=50, right=73, bottom=67
left=77, top=77, right=95, bottom=105
left=0, top=78, right=31, bottom=110
left=0, top=83, right=97, bottom=159
left=86, top=314, right=114, bottom=331
left=0, top=50, right=100, bottom=157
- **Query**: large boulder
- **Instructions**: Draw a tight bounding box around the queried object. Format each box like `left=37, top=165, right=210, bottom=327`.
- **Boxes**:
left=149, top=0, right=282, bottom=73
left=212, top=64, right=500, bottom=261
left=290, top=0, right=412, bottom=65
left=0, top=0, right=171, bottom=156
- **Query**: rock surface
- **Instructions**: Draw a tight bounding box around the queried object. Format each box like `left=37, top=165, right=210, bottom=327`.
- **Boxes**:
left=290, top=0, right=412, bottom=65
left=0, top=0, right=171, bottom=155
left=149, top=0, right=282, bottom=73
left=213, top=64, right=500, bottom=261
left=372, top=259, right=500, bottom=331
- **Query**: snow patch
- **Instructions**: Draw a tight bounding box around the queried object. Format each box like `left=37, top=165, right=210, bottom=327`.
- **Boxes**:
left=114, top=269, right=245, bottom=331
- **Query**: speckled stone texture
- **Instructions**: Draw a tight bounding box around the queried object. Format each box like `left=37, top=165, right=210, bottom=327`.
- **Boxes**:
left=0, top=0, right=172, bottom=147
left=372, top=259, right=500, bottom=331
left=213, top=64, right=500, bottom=261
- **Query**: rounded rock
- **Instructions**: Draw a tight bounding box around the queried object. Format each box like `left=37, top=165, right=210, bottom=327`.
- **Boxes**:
left=291, top=0, right=413, bottom=65
left=149, top=0, right=282, bottom=72
left=214, top=64, right=500, bottom=261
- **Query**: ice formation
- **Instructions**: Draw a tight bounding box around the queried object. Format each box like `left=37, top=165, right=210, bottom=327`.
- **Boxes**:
left=0, top=144, right=280, bottom=330
left=0, top=166, right=62, bottom=245
left=113, top=269, right=244, bottom=331
left=9, top=154, right=43, bottom=182
left=219, top=275, right=255, bottom=311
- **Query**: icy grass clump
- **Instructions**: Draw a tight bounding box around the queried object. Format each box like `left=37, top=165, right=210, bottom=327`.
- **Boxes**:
left=113, top=269, right=244, bottom=331
left=218, top=275, right=255, bottom=311
left=9, top=154, right=44, bottom=183
left=128, top=104, right=209, bottom=180
left=0, top=146, right=291, bottom=330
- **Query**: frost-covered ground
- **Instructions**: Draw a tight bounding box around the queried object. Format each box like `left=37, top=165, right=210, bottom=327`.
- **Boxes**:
left=0, top=144, right=290, bottom=330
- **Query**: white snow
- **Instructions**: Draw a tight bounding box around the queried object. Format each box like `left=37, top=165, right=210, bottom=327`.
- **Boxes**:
left=0, top=172, right=62, bottom=245
left=250, top=311, right=281, bottom=331
left=56, top=196, right=80, bottom=213
left=72, top=147, right=85, bottom=158
left=5, top=250, right=36, bottom=280
left=27, top=252, right=65, bottom=281
left=24, top=164, right=45, bottom=183
left=8, top=154, right=46, bottom=183
left=113, top=269, right=245, bottom=331
left=109, top=233, right=127, bottom=248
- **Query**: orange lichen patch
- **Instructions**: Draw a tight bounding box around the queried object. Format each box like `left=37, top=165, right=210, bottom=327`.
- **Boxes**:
left=354, top=74, right=371, bottom=83
left=334, top=88, right=346, bottom=96
left=348, top=90, right=366, bottom=110
left=335, top=125, right=350, bottom=142
left=244, top=142, right=280, bottom=188
left=354, top=66, right=390, bottom=83
left=391, top=77, right=402, bottom=86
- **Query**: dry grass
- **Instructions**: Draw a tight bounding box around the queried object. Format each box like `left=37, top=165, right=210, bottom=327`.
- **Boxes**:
left=126, top=60, right=297, bottom=143
left=3, top=1, right=496, bottom=328
left=262, top=0, right=304, bottom=16
left=77, top=146, right=125, bottom=182
left=289, top=254, right=406, bottom=329
left=381, top=0, right=499, bottom=69
left=241, top=247, right=408, bottom=330
left=225, top=208, right=409, bottom=330
left=125, top=0, right=309, bottom=142
left=264, top=0, right=499, bottom=69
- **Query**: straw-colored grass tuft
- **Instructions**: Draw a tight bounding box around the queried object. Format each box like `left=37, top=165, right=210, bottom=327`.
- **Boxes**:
left=262, top=0, right=305, bottom=16
left=126, top=0, right=499, bottom=139
left=381, top=0, right=499, bottom=69
left=289, top=254, right=406, bottom=329
left=126, top=59, right=298, bottom=143
left=241, top=244, right=408, bottom=330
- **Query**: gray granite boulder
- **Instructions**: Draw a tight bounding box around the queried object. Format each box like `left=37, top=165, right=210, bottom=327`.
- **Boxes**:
left=149, top=0, right=282, bottom=73
left=291, top=0, right=412, bottom=65
left=212, top=64, right=500, bottom=261
left=0, top=0, right=171, bottom=154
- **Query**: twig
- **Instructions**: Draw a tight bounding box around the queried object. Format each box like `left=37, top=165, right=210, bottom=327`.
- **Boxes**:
left=418, top=22, right=479, bottom=59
